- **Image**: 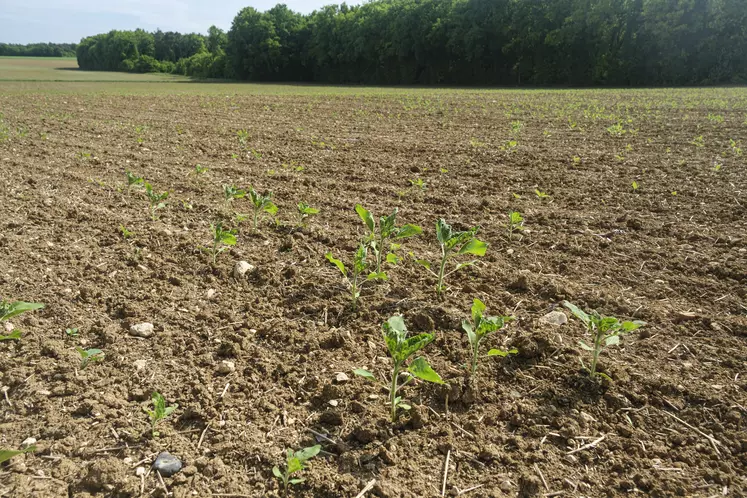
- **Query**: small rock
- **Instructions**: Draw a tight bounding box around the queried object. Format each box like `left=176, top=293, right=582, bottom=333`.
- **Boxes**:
left=217, top=360, right=235, bottom=375
left=152, top=452, right=182, bottom=477
left=328, top=399, right=339, bottom=407
left=136, top=467, right=146, bottom=477
left=21, top=437, right=37, bottom=448
left=206, top=289, right=216, bottom=300
left=3, top=322, right=13, bottom=333
left=507, top=248, right=515, bottom=255
left=129, top=323, right=154, bottom=338
left=673, top=310, right=698, bottom=322
left=134, top=359, right=147, bottom=371
left=500, top=480, right=513, bottom=492
left=335, top=372, right=349, bottom=384
left=539, top=310, right=568, bottom=326
left=233, top=261, right=255, bottom=279
left=579, top=411, right=597, bottom=423
left=319, top=410, right=344, bottom=426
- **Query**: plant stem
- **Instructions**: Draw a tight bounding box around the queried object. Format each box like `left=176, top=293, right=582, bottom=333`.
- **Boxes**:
left=376, top=232, right=384, bottom=273
left=253, top=209, right=258, bottom=231
left=390, top=362, right=400, bottom=422
left=590, top=325, right=601, bottom=377
left=471, top=340, right=479, bottom=374
left=436, top=245, right=448, bottom=296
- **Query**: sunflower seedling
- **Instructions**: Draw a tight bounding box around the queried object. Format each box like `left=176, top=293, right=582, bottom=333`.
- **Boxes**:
left=144, top=183, right=168, bottom=220
left=144, top=391, right=177, bottom=438
left=563, top=301, right=645, bottom=380
left=205, top=223, right=237, bottom=265
left=65, top=327, right=79, bottom=337
left=1, top=300, right=44, bottom=341
left=76, top=347, right=104, bottom=369
left=356, top=204, right=421, bottom=273
left=326, top=243, right=385, bottom=310
left=248, top=186, right=278, bottom=230
left=354, top=316, right=444, bottom=422
left=193, top=164, right=208, bottom=175
left=223, top=184, right=246, bottom=204
left=272, top=445, right=321, bottom=497
left=296, top=202, right=319, bottom=227
left=462, top=299, right=514, bottom=374
left=507, top=211, right=524, bottom=239
left=125, top=171, right=144, bottom=192
left=416, top=219, right=487, bottom=297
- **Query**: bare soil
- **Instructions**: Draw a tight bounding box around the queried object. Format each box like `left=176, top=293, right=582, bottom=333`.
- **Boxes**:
left=1, top=87, right=745, bottom=498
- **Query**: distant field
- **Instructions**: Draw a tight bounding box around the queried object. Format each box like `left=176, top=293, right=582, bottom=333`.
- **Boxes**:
left=0, top=56, right=187, bottom=82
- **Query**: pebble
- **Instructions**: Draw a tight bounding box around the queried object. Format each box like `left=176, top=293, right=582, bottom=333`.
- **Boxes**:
left=217, top=360, right=235, bottom=375
left=134, top=359, right=148, bottom=371
left=152, top=452, right=182, bottom=477
left=206, top=289, right=216, bottom=300
left=233, top=261, right=255, bottom=279
left=3, top=322, right=13, bottom=333
left=21, top=437, right=37, bottom=448
left=500, top=480, right=512, bottom=492
left=136, top=466, right=146, bottom=477
left=539, top=310, right=568, bottom=326
left=129, top=323, right=154, bottom=338
left=506, top=248, right=515, bottom=255
left=335, top=372, right=349, bottom=384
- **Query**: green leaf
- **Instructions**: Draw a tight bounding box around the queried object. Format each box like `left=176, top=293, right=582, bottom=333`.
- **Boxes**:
left=462, top=320, right=476, bottom=346
left=272, top=466, right=282, bottom=479
left=605, top=335, right=620, bottom=346
left=325, top=252, right=346, bottom=276
left=294, top=445, right=321, bottom=462
left=487, top=348, right=518, bottom=357
left=621, top=320, right=645, bottom=332
left=414, top=259, right=431, bottom=270
left=396, top=224, right=422, bottom=238
left=598, top=316, right=621, bottom=333
left=286, top=457, right=302, bottom=475
left=562, top=301, right=590, bottom=326
left=471, top=298, right=486, bottom=322
left=458, top=238, right=487, bottom=256
left=367, top=272, right=387, bottom=281
left=578, top=340, right=593, bottom=351
left=0, top=446, right=35, bottom=465
left=264, top=202, right=278, bottom=216
left=400, top=333, right=434, bottom=361
left=289, top=478, right=305, bottom=485
left=353, top=368, right=376, bottom=380
left=355, top=204, right=374, bottom=233
left=408, top=357, right=445, bottom=384
left=0, top=330, right=22, bottom=341
left=398, top=403, right=411, bottom=410
left=380, top=210, right=398, bottom=238
left=0, top=301, right=44, bottom=321
left=435, top=219, right=452, bottom=244
left=385, top=253, right=399, bottom=265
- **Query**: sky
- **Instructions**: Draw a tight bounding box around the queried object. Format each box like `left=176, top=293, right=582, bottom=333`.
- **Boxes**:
left=0, top=0, right=360, bottom=44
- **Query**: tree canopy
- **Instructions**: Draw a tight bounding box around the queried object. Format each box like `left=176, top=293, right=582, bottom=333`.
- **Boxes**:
left=74, top=0, right=747, bottom=85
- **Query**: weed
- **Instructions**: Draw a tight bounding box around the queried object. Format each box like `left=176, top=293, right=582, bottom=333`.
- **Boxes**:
left=0, top=446, right=35, bottom=465
left=76, top=347, right=104, bottom=369
left=206, top=223, right=237, bottom=265
left=469, top=137, right=485, bottom=148
left=65, top=327, right=79, bottom=337
left=607, top=123, right=625, bottom=136
left=272, top=445, right=321, bottom=497
left=510, top=120, right=523, bottom=135
left=194, top=164, right=208, bottom=175
left=631, top=180, right=639, bottom=191
left=691, top=135, right=705, bottom=147
left=409, top=178, right=426, bottom=190
left=326, top=243, right=386, bottom=310
left=248, top=187, right=278, bottom=230
left=144, top=391, right=177, bottom=438
left=416, top=219, right=487, bottom=297
left=462, top=299, right=513, bottom=374
left=119, top=225, right=134, bottom=239
left=563, top=301, right=644, bottom=380
left=236, top=129, right=249, bottom=147
left=223, top=185, right=246, bottom=204
left=356, top=205, right=421, bottom=273
left=534, top=189, right=549, bottom=200
left=0, top=300, right=44, bottom=341
left=508, top=211, right=524, bottom=239
left=144, top=183, right=168, bottom=220
left=296, top=202, right=319, bottom=227
left=125, top=171, right=144, bottom=192
left=354, top=316, right=444, bottom=421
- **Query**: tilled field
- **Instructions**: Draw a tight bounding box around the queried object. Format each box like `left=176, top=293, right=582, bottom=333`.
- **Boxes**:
left=0, top=85, right=745, bottom=497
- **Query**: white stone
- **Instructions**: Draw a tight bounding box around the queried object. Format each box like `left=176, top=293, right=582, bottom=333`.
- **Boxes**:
left=217, top=360, right=235, bottom=375
left=129, top=323, right=154, bottom=338
left=21, top=437, right=37, bottom=448
left=335, top=372, right=349, bottom=383
left=134, top=359, right=148, bottom=371
left=206, top=289, right=216, bottom=300
left=233, top=261, right=254, bottom=279
left=540, top=310, right=568, bottom=326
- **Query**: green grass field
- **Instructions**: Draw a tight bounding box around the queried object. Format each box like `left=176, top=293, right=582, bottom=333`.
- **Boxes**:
left=0, top=56, right=187, bottom=83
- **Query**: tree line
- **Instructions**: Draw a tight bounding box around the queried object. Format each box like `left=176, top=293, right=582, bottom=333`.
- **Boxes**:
left=75, top=0, right=747, bottom=86
left=0, top=43, right=77, bottom=58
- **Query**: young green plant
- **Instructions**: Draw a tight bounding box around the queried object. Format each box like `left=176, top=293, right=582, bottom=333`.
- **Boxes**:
left=507, top=211, right=524, bottom=239
left=462, top=299, right=514, bottom=374
left=563, top=301, right=644, bottom=380
left=223, top=184, right=246, bottom=204
left=125, top=170, right=144, bottom=192
left=416, top=219, right=487, bottom=297
left=326, top=243, right=385, bottom=310
left=296, top=201, right=319, bottom=227
left=0, top=446, right=36, bottom=465
left=206, top=222, right=237, bottom=265
left=272, top=445, right=321, bottom=497
left=1, top=300, right=44, bottom=341
left=355, top=204, right=421, bottom=273
left=354, top=315, right=444, bottom=422
left=144, top=183, right=168, bottom=220
left=144, top=391, right=177, bottom=438
left=76, top=347, right=104, bottom=369
left=248, top=186, right=278, bottom=230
